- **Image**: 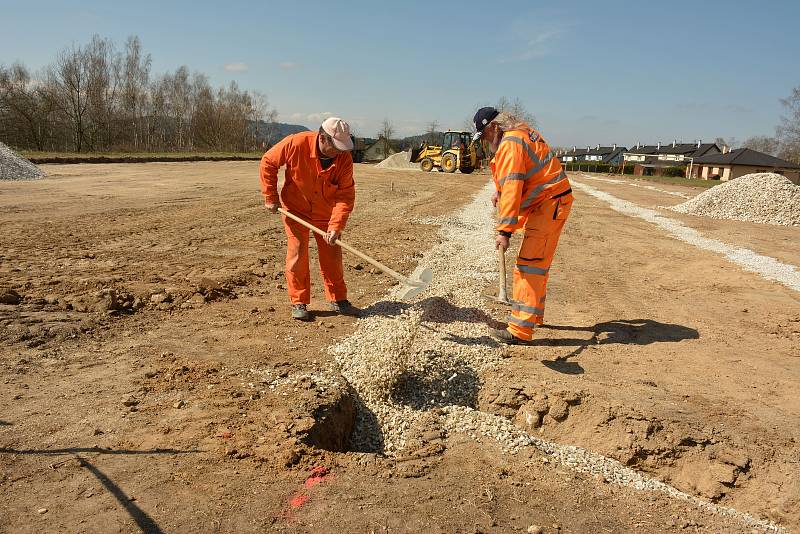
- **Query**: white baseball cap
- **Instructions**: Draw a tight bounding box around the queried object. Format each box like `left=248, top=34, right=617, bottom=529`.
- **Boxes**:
left=321, top=117, right=354, bottom=151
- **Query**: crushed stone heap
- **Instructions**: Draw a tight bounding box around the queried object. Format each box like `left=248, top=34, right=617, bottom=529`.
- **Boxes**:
left=0, top=142, right=46, bottom=181
left=375, top=151, right=420, bottom=170
left=668, top=173, right=800, bottom=227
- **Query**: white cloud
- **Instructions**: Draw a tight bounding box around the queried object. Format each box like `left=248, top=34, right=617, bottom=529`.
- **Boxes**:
left=224, top=62, right=249, bottom=72
left=279, top=62, right=298, bottom=70
left=499, top=29, right=561, bottom=63
left=306, top=112, right=333, bottom=123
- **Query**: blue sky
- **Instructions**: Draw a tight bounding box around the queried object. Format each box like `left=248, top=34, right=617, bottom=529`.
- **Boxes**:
left=2, top=0, right=798, bottom=147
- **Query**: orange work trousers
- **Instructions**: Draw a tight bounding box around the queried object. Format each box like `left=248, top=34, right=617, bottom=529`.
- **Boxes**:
left=507, top=192, right=573, bottom=341
left=282, top=214, right=347, bottom=305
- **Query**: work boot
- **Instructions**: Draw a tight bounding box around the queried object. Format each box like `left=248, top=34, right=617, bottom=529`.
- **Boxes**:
left=329, top=299, right=360, bottom=317
left=488, top=326, right=524, bottom=345
left=291, top=303, right=310, bottom=321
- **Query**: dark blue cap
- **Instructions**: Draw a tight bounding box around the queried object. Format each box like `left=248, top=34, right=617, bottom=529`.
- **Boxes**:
left=472, top=107, right=500, bottom=140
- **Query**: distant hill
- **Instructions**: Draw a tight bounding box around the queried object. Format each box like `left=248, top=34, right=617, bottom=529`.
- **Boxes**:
left=252, top=121, right=309, bottom=146
left=400, top=132, right=445, bottom=149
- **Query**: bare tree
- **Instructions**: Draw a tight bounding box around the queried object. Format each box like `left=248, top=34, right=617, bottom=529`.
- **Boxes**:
left=497, top=96, right=537, bottom=128
left=50, top=44, right=91, bottom=151
left=425, top=120, right=439, bottom=144
left=122, top=36, right=152, bottom=150
left=777, top=86, right=800, bottom=163
left=742, top=135, right=779, bottom=156
left=714, top=137, right=737, bottom=152
left=83, top=35, right=121, bottom=151
left=377, top=118, right=395, bottom=158
left=0, top=63, right=56, bottom=150
left=0, top=35, right=278, bottom=154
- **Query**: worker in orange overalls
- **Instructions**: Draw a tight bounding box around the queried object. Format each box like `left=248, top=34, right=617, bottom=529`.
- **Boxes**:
left=260, top=117, right=358, bottom=321
left=472, top=107, right=573, bottom=344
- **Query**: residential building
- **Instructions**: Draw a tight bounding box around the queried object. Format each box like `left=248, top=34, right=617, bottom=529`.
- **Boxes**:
left=623, top=141, right=720, bottom=176
left=558, top=144, right=626, bottom=164
left=688, top=148, right=800, bottom=184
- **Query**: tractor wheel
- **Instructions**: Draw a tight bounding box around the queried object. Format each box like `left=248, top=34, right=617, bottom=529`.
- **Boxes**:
left=460, top=166, right=474, bottom=174
left=420, top=158, right=434, bottom=172
left=442, top=153, right=458, bottom=173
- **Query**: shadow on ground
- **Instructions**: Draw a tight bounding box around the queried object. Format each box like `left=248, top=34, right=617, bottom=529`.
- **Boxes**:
left=1, top=446, right=198, bottom=533
left=537, top=319, right=699, bottom=375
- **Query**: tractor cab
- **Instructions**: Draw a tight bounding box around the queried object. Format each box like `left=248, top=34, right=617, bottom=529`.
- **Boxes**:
left=443, top=131, right=471, bottom=151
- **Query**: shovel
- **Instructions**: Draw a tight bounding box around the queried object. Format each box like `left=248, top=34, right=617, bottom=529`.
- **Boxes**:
left=484, top=247, right=512, bottom=306
left=277, top=208, right=432, bottom=301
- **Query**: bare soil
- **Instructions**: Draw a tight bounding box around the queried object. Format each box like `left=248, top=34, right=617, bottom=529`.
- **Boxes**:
left=1, top=163, right=798, bottom=533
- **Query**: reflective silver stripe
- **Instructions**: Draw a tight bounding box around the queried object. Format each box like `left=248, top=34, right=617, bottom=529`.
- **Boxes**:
left=529, top=150, right=557, bottom=175
left=498, top=216, right=518, bottom=225
left=516, top=264, right=549, bottom=275
left=512, top=302, right=545, bottom=315
left=508, top=315, right=538, bottom=328
left=498, top=172, right=526, bottom=187
left=500, top=135, right=541, bottom=164
left=520, top=170, right=568, bottom=209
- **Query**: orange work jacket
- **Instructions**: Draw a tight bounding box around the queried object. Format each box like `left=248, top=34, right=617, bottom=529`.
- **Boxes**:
left=491, top=127, right=570, bottom=233
left=260, top=131, right=355, bottom=232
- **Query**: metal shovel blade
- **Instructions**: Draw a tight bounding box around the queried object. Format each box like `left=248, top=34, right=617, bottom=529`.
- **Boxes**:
left=483, top=292, right=512, bottom=306
left=397, top=266, right=433, bottom=301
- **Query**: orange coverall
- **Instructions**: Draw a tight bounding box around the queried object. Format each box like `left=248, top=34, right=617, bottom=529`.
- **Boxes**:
left=259, top=131, right=355, bottom=305
left=492, top=127, right=573, bottom=341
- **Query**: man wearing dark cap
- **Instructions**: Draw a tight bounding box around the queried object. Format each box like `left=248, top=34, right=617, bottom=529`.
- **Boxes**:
left=259, top=117, right=359, bottom=321
left=473, top=106, right=573, bottom=344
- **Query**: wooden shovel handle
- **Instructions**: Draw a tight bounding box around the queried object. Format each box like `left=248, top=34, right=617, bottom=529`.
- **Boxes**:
left=497, top=247, right=508, bottom=301
left=276, top=208, right=415, bottom=286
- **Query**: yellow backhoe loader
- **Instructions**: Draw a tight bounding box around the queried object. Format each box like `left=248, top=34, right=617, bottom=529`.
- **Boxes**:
left=408, top=131, right=481, bottom=174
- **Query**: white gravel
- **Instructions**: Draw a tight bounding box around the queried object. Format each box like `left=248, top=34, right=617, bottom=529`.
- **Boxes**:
left=667, top=173, right=800, bottom=226
left=0, top=142, right=46, bottom=181
left=375, top=151, right=422, bottom=171
left=572, top=179, right=800, bottom=293
left=325, top=181, right=786, bottom=532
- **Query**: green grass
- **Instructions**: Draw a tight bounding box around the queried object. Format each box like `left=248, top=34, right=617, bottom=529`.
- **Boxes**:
left=625, top=175, right=718, bottom=189
left=578, top=171, right=718, bottom=189
left=20, top=150, right=263, bottom=160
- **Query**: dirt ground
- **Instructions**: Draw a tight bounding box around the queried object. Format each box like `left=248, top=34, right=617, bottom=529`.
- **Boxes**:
left=1, top=162, right=798, bottom=533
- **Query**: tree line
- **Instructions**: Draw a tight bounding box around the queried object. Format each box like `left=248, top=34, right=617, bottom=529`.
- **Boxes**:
left=724, top=87, right=800, bottom=163
left=0, top=35, right=276, bottom=153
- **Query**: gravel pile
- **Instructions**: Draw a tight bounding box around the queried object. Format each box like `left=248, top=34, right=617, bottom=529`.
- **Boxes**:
left=668, top=173, right=800, bottom=226
left=375, top=151, right=420, bottom=171
left=0, top=142, right=46, bottom=181
left=329, top=188, right=500, bottom=453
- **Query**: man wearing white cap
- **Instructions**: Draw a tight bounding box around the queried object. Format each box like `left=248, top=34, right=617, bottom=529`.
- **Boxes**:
left=259, top=117, right=359, bottom=321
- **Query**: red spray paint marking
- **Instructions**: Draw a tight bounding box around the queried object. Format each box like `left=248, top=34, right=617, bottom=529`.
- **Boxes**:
left=282, top=466, right=331, bottom=516
left=304, top=466, right=330, bottom=489
left=288, top=492, right=310, bottom=508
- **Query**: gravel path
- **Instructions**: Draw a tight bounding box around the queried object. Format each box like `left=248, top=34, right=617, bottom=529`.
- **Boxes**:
left=573, top=179, right=800, bottom=293
left=327, top=182, right=787, bottom=532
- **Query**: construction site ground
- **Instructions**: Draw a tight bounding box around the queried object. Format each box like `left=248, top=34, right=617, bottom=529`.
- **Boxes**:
left=1, top=162, right=798, bottom=533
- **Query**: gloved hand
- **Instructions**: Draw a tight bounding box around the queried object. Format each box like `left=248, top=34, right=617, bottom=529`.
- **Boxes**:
left=324, top=230, right=341, bottom=245
left=491, top=190, right=499, bottom=207
left=265, top=203, right=278, bottom=214
left=495, top=233, right=509, bottom=251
